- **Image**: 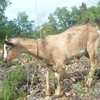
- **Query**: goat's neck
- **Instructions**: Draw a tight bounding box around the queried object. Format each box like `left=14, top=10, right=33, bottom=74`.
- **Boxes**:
left=19, top=39, right=38, bottom=56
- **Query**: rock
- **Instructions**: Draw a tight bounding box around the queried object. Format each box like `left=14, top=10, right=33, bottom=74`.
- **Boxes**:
left=65, top=92, right=73, bottom=97
left=1, top=53, right=100, bottom=100
left=43, top=96, right=53, bottom=100
left=26, top=95, right=32, bottom=100
left=30, top=88, right=40, bottom=96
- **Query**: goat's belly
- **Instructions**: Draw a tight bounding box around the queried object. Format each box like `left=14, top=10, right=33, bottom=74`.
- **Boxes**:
left=68, top=49, right=87, bottom=60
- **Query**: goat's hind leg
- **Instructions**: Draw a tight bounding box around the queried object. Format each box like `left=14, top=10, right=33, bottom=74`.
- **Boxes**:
left=54, top=62, right=63, bottom=97
left=54, top=72, right=63, bottom=97
left=45, top=67, right=51, bottom=96
left=86, top=46, right=96, bottom=87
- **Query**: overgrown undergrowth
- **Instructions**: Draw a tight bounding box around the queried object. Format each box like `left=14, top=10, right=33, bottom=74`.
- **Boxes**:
left=0, top=63, right=25, bottom=100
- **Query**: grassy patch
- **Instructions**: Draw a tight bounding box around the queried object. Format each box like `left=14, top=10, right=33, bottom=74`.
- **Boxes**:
left=0, top=63, right=25, bottom=100
left=77, top=81, right=94, bottom=97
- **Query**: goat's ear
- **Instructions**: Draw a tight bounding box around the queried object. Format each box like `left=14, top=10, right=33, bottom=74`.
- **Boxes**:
left=4, top=40, right=19, bottom=46
left=4, top=40, right=14, bottom=46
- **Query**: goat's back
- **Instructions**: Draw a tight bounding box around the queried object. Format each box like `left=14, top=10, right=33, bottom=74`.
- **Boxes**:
left=42, top=24, right=99, bottom=61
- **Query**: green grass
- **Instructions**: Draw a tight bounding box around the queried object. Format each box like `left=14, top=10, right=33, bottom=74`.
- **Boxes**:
left=77, top=81, right=94, bottom=97
left=0, top=63, right=25, bottom=100
left=0, top=42, right=3, bottom=49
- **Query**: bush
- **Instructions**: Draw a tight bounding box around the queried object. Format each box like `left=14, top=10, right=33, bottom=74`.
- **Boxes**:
left=0, top=41, right=3, bottom=49
left=0, top=63, right=24, bottom=100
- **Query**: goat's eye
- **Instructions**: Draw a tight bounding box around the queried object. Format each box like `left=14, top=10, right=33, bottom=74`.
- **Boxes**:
left=6, top=46, right=9, bottom=49
left=6, top=46, right=10, bottom=51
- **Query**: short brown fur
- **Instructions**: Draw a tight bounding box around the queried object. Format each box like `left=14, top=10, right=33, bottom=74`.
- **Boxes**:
left=2, top=23, right=100, bottom=97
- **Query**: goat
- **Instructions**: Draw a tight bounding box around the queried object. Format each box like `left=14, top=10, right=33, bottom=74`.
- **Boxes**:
left=2, top=22, right=100, bottom=97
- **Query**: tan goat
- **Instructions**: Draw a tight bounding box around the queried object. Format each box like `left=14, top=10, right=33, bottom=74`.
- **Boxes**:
left=2, top=23, right=100, bottom=97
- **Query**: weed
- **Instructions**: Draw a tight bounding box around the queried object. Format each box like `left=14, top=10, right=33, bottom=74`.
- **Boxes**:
left=31, top=74, right=39, bottom=85
left=50, top=71, right=55, bottom=82
left=77, top=82, right=94, bottom=97
left=0, top=63, right=24, bottom=100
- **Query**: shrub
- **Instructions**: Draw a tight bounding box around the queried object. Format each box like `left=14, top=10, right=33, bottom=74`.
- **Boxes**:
left=0, top=63, right=24, bottom=100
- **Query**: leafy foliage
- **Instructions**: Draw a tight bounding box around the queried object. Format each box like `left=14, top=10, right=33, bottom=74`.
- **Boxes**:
left=16, top=12, right=35, bottom=37
left=0, top=0, right=11, bottom=41
left=1, top=1, right=100, bottom=40
left=0, top=1, right=100, bottom=99
left=0, top=64, right=24, bottom=100
left=77, top=82, right=94, bottom=97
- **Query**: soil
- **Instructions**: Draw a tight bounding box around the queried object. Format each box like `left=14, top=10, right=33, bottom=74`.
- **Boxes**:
left=1, top=51, right=100, bottom=100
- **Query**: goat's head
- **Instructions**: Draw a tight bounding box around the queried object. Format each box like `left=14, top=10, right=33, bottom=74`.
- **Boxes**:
left=2, top=37, right=19, bottom=63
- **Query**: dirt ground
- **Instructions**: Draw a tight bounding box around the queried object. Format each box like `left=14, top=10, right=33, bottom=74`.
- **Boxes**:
left=1, top=51, right=100, bottom=100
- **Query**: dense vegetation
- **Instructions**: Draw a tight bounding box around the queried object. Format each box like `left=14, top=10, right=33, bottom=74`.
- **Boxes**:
left=0, top=1, right=100, bottom=42
left=0, top=1, right=100, bottom=100
left=0, top=63, right=24, bottom=100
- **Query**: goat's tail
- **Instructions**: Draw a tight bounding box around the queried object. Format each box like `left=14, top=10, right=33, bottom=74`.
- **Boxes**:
left=95, top=18, right=100, bottom=35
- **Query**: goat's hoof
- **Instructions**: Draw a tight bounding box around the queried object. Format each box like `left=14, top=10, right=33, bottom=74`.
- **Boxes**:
left=45, top=91, right=51, bottom=96
left=85, top=78, right=93, bottom=87
left=54, top=89, right=63, bottom=97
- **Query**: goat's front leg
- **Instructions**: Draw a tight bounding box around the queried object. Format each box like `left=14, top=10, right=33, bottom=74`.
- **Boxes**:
left=54, top=64, right=63, bottom=97
left=86, top=49, right=96, bottom=87
left=45, top=67, right=51, bottom=96
left=86, top=64, right=96, bottom=87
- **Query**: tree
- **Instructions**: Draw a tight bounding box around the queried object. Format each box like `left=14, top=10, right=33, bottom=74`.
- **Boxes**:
left=48, top=13, right=58, bottom=34
left=54, top=7, right=71, bottom=33
left=6, top=19, right=21, bottom=37
left=16, top=12, right=35, bottom=37
left=0, top=0, right=11, bottom=15
left=48, top=7, right=71, bottom=34
left=0, top=0, right=11, bottom=41
left=71, top=6, right=80, bottom=25
left=41, top=23, right=53, bottom=37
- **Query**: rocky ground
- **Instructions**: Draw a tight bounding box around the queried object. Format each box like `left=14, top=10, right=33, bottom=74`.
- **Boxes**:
left=1, top=49, right=100, bottom=100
